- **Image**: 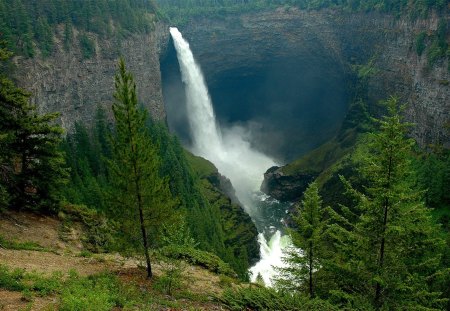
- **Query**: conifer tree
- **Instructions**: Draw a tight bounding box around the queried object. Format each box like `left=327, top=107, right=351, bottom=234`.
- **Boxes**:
left=0, top=43, right=66, bottom=212
left=361, top=97, right=445, bottom=309
left=109, top=57, right=176, bottom=279
left=327, top=97, right=446, bottom=309
left=277, top=182, right=326, bottom=297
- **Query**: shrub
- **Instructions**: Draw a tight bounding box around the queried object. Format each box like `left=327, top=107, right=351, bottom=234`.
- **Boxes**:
left=0, top=265, right=26, bottom=291
left=220, top=286, right=338, bottom=311
left=79, top=34, right=95, bottom=59
left=153, top=258, right=184, bottom=295
left=415, top=32, right=427, bottom=56
left=159, top=245, right=236, bottom=277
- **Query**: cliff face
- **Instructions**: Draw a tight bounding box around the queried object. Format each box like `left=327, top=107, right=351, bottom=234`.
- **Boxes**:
left=172, top=7, right=449, bottom=201
left=13, top=22, right=169, bottom=131
left=180, top=7, right=449, bottom=151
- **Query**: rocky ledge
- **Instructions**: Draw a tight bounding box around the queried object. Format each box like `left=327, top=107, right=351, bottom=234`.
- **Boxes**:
left=260, top=166, right=317, bottom=202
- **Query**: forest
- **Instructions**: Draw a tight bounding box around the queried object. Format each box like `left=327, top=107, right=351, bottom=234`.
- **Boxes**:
left=0, top=0, right=449, bottom=310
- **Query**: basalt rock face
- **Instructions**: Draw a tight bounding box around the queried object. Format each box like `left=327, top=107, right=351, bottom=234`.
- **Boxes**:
left=13, top=22, right=169, bottom=131
left=261, top=166, right=317, bottom=202
left=171, top=8, right=449, bottom=200
left=176, top=7, right=449, bottom=156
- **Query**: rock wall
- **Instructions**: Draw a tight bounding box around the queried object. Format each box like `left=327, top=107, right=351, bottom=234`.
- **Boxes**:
left=179, top=7, right=449, bottom=149
left=13, top=22, right=169, bottom=131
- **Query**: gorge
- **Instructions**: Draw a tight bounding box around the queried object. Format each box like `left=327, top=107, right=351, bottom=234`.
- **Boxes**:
left=9, top=3, right=450, bottom=287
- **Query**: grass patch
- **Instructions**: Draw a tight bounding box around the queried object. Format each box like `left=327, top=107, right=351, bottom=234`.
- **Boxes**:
left=0, top=265, right=157, bottom=309
left=184, top=151, right=217, bottom=178
left=159, top=245, right=237, bottom=277
left=0, top=235, right=49, bottom=252
left=282, top=129, right=358, bottom=176
left=0, top=265, right=61, bottom=295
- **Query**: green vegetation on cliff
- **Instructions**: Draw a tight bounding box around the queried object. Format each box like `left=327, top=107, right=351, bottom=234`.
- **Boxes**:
left=0, top=0, right=159, bottom=57
left=0, top=43, right=67, bottom=212
left=157, top=0, right=447, bottom=24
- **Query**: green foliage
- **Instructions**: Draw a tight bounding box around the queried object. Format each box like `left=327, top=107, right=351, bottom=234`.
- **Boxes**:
left=61, top=108, right=112, bottom=214
left=60, top=272, right=118, bottom=311
left=220, top=286, right=338, bottom=311
left=276, top=182, right=327, bottom=297
left=0, top=265, right=27, bottom=291
left=0, top=265, right=61, bottom=295
left=159, top=219, right=199, bottom=248
left=322, top=97, right=447, bottom=309
left=0, top=48, right=67, bottom=212
left=0, top=0, right=159, bottom=57
left=62, top=108, right=255, bottom=280
left=34, top=17, right=54, bottom=57
left=415, top=31, right=427, bottom=56
left=0, top=265, right=162, bottom=309
left=59, top=204, right=117, bottom=253
left=157, top=0, right=447, bottom=25
left=79, top=33, right=95, bottom=59
left=153, top=258, right=185, bottom=295
left=353, top=57, right=379, bottom=80
left=109, top=58, right=178, bottom=277
left=0, top=235, right=49, bottom=252
left=159, top=245, right=237, bottom=277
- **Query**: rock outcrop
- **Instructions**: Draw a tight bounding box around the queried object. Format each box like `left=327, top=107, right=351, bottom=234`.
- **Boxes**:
left=261, top=166, right=317, bottom=202
left=13, top=22, right=169, bottom=131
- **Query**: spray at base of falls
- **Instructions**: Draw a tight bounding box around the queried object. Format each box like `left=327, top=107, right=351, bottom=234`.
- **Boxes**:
left=170, top=27, right=292, bottom=286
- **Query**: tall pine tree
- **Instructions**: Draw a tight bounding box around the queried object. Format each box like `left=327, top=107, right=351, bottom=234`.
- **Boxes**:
left=277, top=182, right=327, bottom=297
left=109, top=57, right=177, bottom=278
left=327, top=97, right=446, bottom=309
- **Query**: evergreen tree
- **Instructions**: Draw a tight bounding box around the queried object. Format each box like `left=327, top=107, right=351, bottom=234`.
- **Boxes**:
left=0, top=45, right=67, bottom=212
left=277, top=182, right=327, bottom=298
left=109, top=57, right=177, bottom=278
left=328, top=97, right=446, bottom=309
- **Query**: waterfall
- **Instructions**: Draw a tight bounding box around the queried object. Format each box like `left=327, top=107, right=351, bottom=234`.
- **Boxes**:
left=170, top=27, right=291, bottom=285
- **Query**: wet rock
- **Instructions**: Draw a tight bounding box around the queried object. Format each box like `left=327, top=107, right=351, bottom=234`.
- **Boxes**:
left=261, top=166, right=317, bottom=202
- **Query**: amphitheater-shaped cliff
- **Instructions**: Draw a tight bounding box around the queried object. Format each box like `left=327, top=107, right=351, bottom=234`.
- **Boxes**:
left=162, top=7, right=449, bottom=161
left=14, top=7, right=449, bottom=158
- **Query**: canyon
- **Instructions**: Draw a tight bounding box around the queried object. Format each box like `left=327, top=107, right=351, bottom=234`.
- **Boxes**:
left=13, top=7, right=449, bottom=199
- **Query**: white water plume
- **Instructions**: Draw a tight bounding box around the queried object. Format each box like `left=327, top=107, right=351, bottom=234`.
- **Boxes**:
left=170, top=27, right=291, bottom=285
left=249, top=231, right=292, bottom=287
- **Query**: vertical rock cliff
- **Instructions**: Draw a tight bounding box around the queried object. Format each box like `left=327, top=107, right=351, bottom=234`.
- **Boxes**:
left=175, top=8, right=449, bottom=151
left=13, top=23, right=169, bottom=131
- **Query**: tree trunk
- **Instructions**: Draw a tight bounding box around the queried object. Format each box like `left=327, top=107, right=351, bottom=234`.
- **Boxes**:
left=309, top=241, right=314, bottom=298
left=138, top=194, right=152, bottom=279
left=374, top=149, right=393, bottom=308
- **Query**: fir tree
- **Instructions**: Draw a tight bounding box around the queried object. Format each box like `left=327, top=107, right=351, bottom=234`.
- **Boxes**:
left=328, top=97, right=446, bottom=309
left=109, top=57, right=177, bottom=278
left=0, top=44, right=67, bottom=212
left=277, top=182, right=327, bottom=297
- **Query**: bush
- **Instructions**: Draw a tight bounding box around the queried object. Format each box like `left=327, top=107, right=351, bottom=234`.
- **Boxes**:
left=415, top=32, right=427, bottom=56
left=153, top=258, right=184, bottom=295
left=0, top=265, right=26, bottom=291
left=60, top=204, right=116, bottom=253
left=60, top=272, right=116, bottom=311
left=220, top=286, right=338, bottom=311
left=159, top=245, right=237, bottom=277
left=79, top=34, right=95, bottom=59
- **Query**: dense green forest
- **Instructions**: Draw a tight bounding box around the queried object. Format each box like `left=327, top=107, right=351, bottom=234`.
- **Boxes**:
left=157, top=0, right=449, bottom=67
left=0, top=0, right=447, bottom=67
left=0, top=0, right=158, bottom=57
left=156, top=0, right=448, bottom=21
